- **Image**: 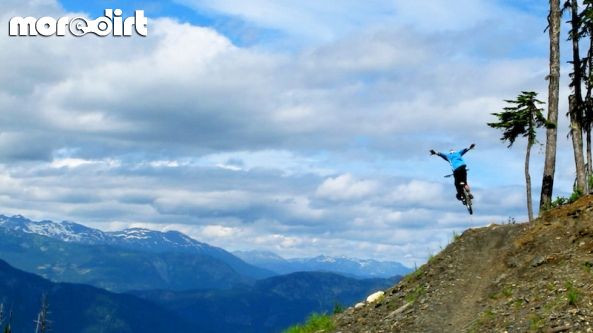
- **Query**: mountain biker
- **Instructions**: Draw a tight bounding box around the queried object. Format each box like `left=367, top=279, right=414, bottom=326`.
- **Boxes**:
left=430, top=144, right=476, bottom=202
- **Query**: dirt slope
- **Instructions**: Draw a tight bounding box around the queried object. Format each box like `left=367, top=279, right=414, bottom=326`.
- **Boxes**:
left=334, top=196, right=593, bottom=333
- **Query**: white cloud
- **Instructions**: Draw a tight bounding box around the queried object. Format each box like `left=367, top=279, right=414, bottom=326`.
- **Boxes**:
left=201, top=225, right=238, bottom=238
left=150, top=160, right=181, bottom=168
left=50, top=158, right=122, bottom=169
left=316, top=174, right=378, bottom=201
left=177, top=0, right=534, bottom=45
left=387, top=180, right=448, bottom=207
left=197, top=150, right=333, bottom=176
left=0, top=1, right=548, bottom=162
left=152, top=190, right=253, bottom=214
left=391, top=0, right=499, bottom=31
left=177, top=0, right=396, bottom=43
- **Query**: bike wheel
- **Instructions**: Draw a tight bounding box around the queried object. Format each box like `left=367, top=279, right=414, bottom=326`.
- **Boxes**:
left=463, top=188, right=473, bottom=215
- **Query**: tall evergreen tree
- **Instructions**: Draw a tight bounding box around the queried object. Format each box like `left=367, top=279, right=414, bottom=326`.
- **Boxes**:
left=34, top=295, right=50, bottom=333
left=580, top=0, right=593, bottom=189
left=3, top=309, right=11, bottom=333
left=489, top=92, right=551, bottom=222
left=568, top=0, right=587, bottom=193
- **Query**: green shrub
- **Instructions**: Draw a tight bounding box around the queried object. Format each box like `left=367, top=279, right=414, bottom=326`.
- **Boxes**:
left=467, top=308, right=497, bottom=333
left=403, top=266, right=424, bottom=283
left=488, top=285, right=513, bottom=300
left=405, top=285, right=426, bottom=303
left=550, top=196, right=567, bottom=208
left=549, top=190, right=582, bottom=209
left=566, top=281, right=579, bottom=306
left=567, top=290, right=579, bottom=305
left=501, top=286, right=513, bottom=298
left=568, top=190, right=582, bottom=203
left=513, top=298, right=524, bottom=309
left=282, top=313, right=335, bottom=333
left=332, top=303, right=344, bottom=314
left=528, top=314, right=544, bottom=332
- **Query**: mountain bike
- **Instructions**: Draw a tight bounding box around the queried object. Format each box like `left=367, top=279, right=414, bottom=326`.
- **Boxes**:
left=445, top=173, right=473, bottom=215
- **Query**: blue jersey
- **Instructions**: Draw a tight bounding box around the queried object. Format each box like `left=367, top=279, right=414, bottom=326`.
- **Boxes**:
left=437, top=148, right=469, bottom=171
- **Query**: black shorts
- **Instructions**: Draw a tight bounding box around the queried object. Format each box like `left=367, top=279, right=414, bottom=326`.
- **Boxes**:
left=453, top=165, right=467, bottom=191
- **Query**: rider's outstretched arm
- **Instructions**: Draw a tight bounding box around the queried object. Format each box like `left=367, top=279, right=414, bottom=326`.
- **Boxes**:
left=460, top=143, right=476, bottom=156
left=430, top=149, right=448, bottom=161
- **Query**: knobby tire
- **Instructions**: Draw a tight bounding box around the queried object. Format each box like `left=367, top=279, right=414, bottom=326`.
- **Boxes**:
left=463, top=188, right=473, bottom=215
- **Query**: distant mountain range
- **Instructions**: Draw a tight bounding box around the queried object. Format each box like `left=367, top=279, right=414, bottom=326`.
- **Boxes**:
left=0, top=257, right=397, bottom=333
left=0, top=214, right=410, bottom=282
left=0, top=214, right=272, bottom=281
left=0, top=214, right=408, bottom=332
left=0, top=227, right=252, bottom=292
left=133, top=271, right=399, bottom=333
left=0, top=215, right=273, bottom=292
left=0, top=259, right=197, bottom=333
left=234, top=250, right=411, bottom=278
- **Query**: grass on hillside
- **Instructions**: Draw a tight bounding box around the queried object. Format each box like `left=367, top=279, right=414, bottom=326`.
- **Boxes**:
left=282, top=313, right=335, bottom=333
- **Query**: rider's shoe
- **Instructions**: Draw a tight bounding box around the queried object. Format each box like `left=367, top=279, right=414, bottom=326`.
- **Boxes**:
left=456, top=193, right=463, bottom=201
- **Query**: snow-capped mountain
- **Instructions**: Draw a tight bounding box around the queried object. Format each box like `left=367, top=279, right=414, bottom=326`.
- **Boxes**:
left=109, top=228, right=209, bottom=253
left=0, top=214, right=409, bottom=280
left=0, top=215, right=109, bottom=243
left=0, top=214, right=272, bottom=279
left=233, top=251, right=411, bottom=278
left=0, top=214, right=215, bottom=254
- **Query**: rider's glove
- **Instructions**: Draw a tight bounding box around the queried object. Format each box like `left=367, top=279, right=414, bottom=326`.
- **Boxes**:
left=469, top=144, right=475, bottom=150
left=430, top=149, right=436, bottom=155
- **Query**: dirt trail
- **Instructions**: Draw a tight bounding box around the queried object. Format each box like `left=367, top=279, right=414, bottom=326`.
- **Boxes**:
left=411, top=225, right=520, bottom=332
left=449, top=227, right=512, bottom=331
left=335, top=195, right=593, bottom=333
left=334, top=224, right=524, bottom=333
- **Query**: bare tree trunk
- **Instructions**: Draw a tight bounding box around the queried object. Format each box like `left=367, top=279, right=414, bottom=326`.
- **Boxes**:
left=585, top=128, right=593, bottom=194
left=540, top=0, right=561, bottom=211
left=570, top=0, right=587, bottom=193
left=571, top=0, right=583, bottom=105
left=570, top=95, right=587, bottom=193
left=585, top=30, right=593, bottom=194
left=526, top=140, right=534, bottom=222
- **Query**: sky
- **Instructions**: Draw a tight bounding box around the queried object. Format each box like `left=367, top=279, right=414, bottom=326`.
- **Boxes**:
left=0, top=0, right=579, bottom=267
